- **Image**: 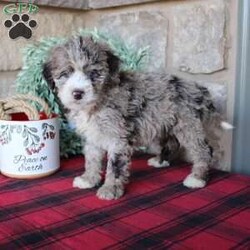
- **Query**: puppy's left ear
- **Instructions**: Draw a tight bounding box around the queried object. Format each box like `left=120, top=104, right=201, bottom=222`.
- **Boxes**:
left=106, top=50, right=121, bottom=76
left=42, top=62, right=56, bottom=91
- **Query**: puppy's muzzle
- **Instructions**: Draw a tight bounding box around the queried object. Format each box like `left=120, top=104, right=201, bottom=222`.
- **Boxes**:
left=72, top=90, right=85, bottom=100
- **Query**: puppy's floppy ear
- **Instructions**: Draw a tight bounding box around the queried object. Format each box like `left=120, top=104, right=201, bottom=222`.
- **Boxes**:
left=100, top=43, right=121, bottom=76
left=106, top=50, right=121, bottom=75
left=42, top=62, right=56, bottom=91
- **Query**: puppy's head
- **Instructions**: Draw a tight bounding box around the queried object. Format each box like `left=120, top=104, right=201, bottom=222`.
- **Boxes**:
left=42, top=36, right=121, bottom=112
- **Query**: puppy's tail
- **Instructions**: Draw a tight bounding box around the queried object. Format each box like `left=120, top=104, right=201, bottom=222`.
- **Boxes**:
left=220, top=121, right=234, bottom=130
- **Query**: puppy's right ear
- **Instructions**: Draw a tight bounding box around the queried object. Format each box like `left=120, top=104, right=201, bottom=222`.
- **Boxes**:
left=42, top=62, right=56, bottom=91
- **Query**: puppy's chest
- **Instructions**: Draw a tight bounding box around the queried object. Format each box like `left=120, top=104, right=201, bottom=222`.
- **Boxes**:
left=72, top=112, right=94, bottom=133
left=70, top=112, right=106, bottom=144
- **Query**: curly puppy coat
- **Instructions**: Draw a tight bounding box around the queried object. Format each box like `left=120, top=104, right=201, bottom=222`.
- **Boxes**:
left=43, top=36, right=224, bottom=200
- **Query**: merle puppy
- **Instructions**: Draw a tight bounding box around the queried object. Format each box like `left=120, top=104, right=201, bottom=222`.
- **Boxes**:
left=43, top=36, right=224, bottom=200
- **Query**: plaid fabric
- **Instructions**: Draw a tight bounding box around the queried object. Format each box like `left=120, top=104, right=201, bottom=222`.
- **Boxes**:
left=0, top=155, right=249, bottom=250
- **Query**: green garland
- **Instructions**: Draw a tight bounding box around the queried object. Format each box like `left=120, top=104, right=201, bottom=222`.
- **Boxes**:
left=16, top=29, right=148, bottom=157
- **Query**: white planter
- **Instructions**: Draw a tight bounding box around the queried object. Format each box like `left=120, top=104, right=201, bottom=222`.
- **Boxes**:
left=0, top=114, right=60, bottom=179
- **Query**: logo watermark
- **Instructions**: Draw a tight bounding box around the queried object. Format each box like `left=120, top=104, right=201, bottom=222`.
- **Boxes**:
left=3, top=1, right=39, bottom=40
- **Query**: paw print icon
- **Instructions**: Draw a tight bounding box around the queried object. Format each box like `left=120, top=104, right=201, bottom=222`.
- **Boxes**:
left=4, top=14, right=37, bottom=39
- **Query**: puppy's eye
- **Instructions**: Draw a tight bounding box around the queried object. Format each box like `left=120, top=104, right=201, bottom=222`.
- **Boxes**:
left=58, top=67, right=74, bottom=79
left=58, top=71, right=69, bottom=79
left=89, top=70, right=100, bottom=81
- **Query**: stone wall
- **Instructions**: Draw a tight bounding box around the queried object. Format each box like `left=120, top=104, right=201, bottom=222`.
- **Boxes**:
left=0, top=0, right=238, bottom=170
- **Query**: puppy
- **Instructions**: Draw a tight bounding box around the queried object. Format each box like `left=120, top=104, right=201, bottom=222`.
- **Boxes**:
left=43, top=36, right=225, bottom=200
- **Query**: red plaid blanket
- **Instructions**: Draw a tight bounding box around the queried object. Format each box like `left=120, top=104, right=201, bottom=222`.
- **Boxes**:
left=0, top=156, right=249, bottom=250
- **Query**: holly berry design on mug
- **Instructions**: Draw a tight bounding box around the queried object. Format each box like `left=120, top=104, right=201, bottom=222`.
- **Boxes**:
left=0, top=125, right=22, bottom=145
left=22, top=125, right=44, bottom=155
left=42, top=123, right=56, bottom=140
left=0, top=125, right=12, bottom=145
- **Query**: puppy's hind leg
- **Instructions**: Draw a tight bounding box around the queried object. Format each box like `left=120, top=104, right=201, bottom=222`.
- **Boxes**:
left=148, top=135, right=180, bottom=168
left=73, top=143, right=105, bottom=189
left=97, top=145, right=132, bottom=200
left=147, top=142, right=170, bottom=168
left=174, top=121, right=212, bottom=188
left=148, top=156, right=170, bottom=168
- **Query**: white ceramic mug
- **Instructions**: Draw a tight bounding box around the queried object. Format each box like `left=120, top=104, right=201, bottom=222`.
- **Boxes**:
left=0, top=116, right=60, bottom=179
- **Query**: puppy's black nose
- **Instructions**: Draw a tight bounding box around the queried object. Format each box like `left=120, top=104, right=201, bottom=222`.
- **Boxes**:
left=72, top=90, right=84, bottom=100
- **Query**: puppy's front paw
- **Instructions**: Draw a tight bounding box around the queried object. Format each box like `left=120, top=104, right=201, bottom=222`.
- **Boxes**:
left=148, top=157, right=170, bottom=168
left=73, top=175, right=98, bottom=189
left=183, top=174, right=206, bottom=188
left=97, top=185, right=124, bottom=200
